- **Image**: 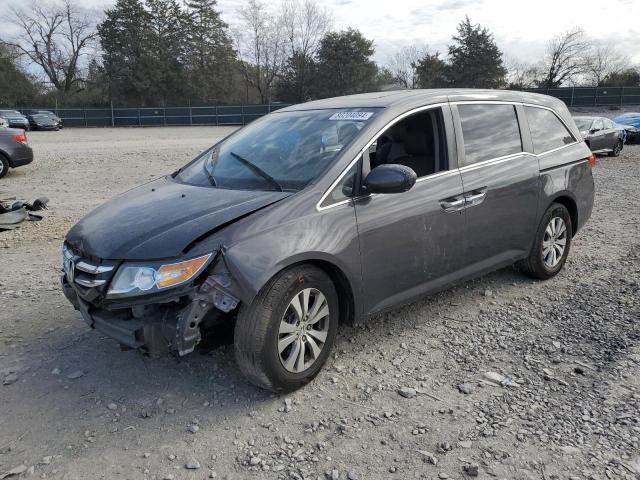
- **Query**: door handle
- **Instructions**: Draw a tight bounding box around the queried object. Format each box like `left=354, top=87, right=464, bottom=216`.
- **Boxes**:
left=464, top=188, right=487, bottom=207
left=439, top=196, right=466, bottom=212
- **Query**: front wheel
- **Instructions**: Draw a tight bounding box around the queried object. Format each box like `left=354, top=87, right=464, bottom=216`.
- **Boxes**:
left=609, top=140, right=622, bottom=157
left=234, top=264, right=339, bottom=392
left=518, top=203, right=573, bottom=280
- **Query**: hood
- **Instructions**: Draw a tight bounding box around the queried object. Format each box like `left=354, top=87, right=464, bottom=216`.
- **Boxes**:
left=66, top=176, right=292, bottom=260
left=32, top=118, right=55, bottom=125
left=614, top=117, right=640, bottom=128
left=2, top=114, right=26, bottom=120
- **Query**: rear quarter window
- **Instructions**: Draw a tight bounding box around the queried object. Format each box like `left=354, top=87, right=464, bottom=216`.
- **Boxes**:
left=525, top=106, right=575, bottom=154
left=457, top=104, right=522, bottom=165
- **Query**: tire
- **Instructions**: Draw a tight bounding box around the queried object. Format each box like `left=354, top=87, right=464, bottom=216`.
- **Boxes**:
left=234, top=264, right=339, bottom=392
left=0, top=154, right=9, bottom=179
left=518, top=203, right=572, bottom=280
left=609, top=139, right=622, bottom=157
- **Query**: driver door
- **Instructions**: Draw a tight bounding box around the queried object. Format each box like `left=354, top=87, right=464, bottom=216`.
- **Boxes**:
left=353, top=105, right=467, bottom=314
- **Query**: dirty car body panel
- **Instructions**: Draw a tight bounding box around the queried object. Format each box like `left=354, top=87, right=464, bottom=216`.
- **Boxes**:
left=61, top=89, right=595, bottom=383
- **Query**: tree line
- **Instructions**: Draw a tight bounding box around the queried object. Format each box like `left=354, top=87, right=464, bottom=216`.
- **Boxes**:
left=1, top=0, right=639, bottom=108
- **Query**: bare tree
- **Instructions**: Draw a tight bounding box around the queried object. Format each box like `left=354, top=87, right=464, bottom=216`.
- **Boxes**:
left=505, top=57, right=539, bottom=89
left=235, top=0, right=287, bottom=103
left=388, top=45, right=426, bottom=89
left=585, top=42, right=630, bottom=86
left=536, top=28, right=591, bottom=88
left=6, top=0, right=98, bottom=101
left=281, top=0, right=331, bottom=60
left=278, top=0, right=332, bottom=101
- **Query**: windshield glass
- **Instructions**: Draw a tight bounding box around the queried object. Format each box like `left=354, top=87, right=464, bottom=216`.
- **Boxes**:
left=574, top=118, right=593, bottom=131
left=177, top=108, right=380, bottom=191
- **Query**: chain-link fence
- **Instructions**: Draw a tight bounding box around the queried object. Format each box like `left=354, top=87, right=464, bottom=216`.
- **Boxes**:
left=12, top=103, right=291, bottom=128
left=9, top=87, right=640, bottom=129
left=524, top=86, right=640, bottom=107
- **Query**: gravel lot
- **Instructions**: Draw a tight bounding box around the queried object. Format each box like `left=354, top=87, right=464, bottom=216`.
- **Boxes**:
left=0, top=127, right=639, bottom=480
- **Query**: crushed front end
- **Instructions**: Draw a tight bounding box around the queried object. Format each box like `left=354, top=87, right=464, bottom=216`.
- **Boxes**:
left=61, top=243, right=240, bottom=356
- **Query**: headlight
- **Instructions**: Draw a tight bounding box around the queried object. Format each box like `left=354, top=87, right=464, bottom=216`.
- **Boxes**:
left=107, top=254, right=212, bottom=297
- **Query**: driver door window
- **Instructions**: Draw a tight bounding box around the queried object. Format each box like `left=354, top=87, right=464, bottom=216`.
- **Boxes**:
left=593, top=119, right=604, bottom=131
left=367, top=107, right=449, bottom=178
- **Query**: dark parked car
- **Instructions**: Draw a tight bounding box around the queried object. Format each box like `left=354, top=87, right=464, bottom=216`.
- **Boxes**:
left=26, top=114, right=60, bottom=131
left=0, top=128, right=33, bottom=178
left=62, top=90, right=595, bottom=391
left=0, top=110, right=30, bottom=130
left=28, top=110, right=63, bottom=129
left=574, top=116, right=624, bottom=156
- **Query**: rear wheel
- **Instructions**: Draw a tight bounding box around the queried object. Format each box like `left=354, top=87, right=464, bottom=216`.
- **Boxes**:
left=518, top=203, right=572, bottom=280
left=0, top=154, right=9, bottom=179
left=234, top=264, right=339, bottom=392
left=609, top=139, right=622, bottom=157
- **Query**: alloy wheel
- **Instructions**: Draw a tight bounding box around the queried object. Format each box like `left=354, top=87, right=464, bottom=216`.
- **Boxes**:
left=278, top=288, right=330, bottom=373
left=542, top=217, right=567, bottom=268
left=614, top=141, right=621, bottom=155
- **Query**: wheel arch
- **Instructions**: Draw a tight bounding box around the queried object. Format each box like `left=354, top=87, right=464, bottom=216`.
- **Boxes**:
left=303, top=259, right=356, bottom=326
left=228, top=253, right=359, bottom=327
left=549, top=194, right=578, bottom=237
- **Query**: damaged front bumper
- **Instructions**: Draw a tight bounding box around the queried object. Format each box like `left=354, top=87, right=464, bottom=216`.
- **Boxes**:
left=61, top=253, right=240, bottom=356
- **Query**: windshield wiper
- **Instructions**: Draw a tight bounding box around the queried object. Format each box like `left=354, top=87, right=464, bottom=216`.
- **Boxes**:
left=229, top=151, right=283, bottom=192
left=206, top=169, right=217, bottom=187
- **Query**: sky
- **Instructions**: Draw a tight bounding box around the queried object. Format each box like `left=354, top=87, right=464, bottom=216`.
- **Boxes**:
left=1, top=0, right=639, bottom=66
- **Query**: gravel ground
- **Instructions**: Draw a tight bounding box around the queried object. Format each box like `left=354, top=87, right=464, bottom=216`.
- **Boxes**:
left=0, top=127, right=638, bottom=480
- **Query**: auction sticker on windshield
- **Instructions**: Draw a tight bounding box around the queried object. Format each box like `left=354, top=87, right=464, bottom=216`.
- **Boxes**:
left=329, top=111, right=374, bottom=121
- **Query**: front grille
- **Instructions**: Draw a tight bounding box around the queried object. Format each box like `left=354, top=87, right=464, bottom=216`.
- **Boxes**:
left=63, top=244, right=117, bottom=303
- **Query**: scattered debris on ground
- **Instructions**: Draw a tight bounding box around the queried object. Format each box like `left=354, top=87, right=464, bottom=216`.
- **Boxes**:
left=0, top=192, right=48, bottom=231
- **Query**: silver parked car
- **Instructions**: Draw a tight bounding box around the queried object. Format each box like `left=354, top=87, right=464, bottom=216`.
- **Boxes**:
left=62, top=89, right=595, bottom=391
left=574, top=116, right=625, bottom=156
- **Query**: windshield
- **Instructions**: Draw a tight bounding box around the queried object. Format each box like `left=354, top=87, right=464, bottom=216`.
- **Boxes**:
left=574, top=118, right=593, bottom=131
left=177, top=108, right=380, bottom=192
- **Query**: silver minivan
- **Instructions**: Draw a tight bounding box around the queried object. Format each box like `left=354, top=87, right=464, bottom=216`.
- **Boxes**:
left=62, top=89, right=595, bottom=391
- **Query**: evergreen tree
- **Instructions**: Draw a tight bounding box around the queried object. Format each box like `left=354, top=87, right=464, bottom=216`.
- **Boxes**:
left=184, top=0, right=236, bottom=104
left=314, top=29, right=377, bottom=98
left=414, top=52, right=448, bottom=88
left=447, top=16, right=506, bottom=88
left=98, top=0, right=153, bottom=105
left=146, top=0, right=189, bottom=104
left=601, top=68, right=640, bottom=87
left=277, top=52, right=318, bottom=102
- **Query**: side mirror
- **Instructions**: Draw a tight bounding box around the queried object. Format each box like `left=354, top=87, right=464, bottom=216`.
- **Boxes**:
left=590, top=128, right=600, bottom=134
left=364, top=164, right=417, bottom=194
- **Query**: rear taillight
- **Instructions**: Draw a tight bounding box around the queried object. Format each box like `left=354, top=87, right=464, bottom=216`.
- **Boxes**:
left=12, top=133, right=27, bottom=144
left=587, top=153, right=597, bottom=168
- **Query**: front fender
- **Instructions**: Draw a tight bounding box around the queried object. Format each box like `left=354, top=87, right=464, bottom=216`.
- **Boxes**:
left=197, top=196, right=363, bottom=319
